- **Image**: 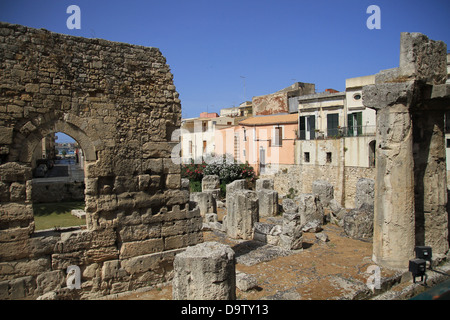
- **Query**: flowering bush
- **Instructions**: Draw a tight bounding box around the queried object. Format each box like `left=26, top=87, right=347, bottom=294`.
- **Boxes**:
left=181, top=160, right=206, bottom=182
left=203, top=154, right=256, bottom=185
left=181, top=154, right=256, bottom=186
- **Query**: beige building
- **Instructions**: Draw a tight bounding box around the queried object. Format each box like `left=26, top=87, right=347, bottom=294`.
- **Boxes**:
left=180, top=112, right=237, bottom=163
left=220, top=101, right=253, bottom=118
left=296, top=75, right=376, bottom=169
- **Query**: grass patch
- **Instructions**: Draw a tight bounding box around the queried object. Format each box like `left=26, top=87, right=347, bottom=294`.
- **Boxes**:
left=33, top=201, right=86, bottom=231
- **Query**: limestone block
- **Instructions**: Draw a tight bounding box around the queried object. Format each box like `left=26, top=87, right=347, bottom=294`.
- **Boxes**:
left=399, top=32, right=447, bottom=85
left=120, top=249, right=182, bottom=275
left=4, top=276, right=34, bottom=300
left=9, top=182, right=26, bottom=201
left=101, top=260, right=127, bottom=280
left=280, top=212, right=303, bottom=250
left=166, top=174, right=181, bottom=189
left=343, top=203, right=374, bottom=240
left=226, top=190, right=258, bottom=240
left=71, top=209, right=86, bottom=219
left=0, top=127, right=13, bottom=144
left=236, top=272, right=258, bottom=292
left=253, top=222, right=281, bottom=245
left=119, top=238, right=164, bottom=259
left=297, top=193, right=324, bottom=228
left=282, top=198, right=298, bottom=213
left=172, top=242, right=236, bottom=300
left=203, top=189, right=220, bottom=200
left=225, top=179, right=247, bottom=206
left=312, top=180, right=334, bottom=207
left=0, top=181, right=10, bottom=202
left=354, top=178, right=375, bottom=209
left=56, top=229, right=116, bottom=254
left=0, top=203, right=34, bottom=226
left=118, top=223, right=161, bottom=242
left=142, top=142, right=174, bottom=158
left=315, top=232, right=329, bottom=242
left=0, top=162, right=32, bottom=182
left=181, top=178, right=190, bottom=190
left=257, top=189, right=279, bottom=217
left=202, top=175, right=219, bottom=191
left=0, top=225, right=33, bottom=242
left=256, top=178, right=274, bottom=191
left=36, top=270, right=65, bottom=295
left=190, top=192, right=216, bottom=217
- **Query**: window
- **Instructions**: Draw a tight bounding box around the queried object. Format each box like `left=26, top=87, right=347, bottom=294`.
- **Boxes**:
left=348, top=112, right=363, bottom=136
left=327, top=114, right=339, bottom=137
left=326, top=152, right=332, bottom=163
left=273, top=126, right=283, bottom=146
left=447, top=139, right=450, bottom=148
left=243, top=128, right=247, bottom=141
left=353, top=93, right=362, bottom=101
left=299, top=115, right=315, bottom=140
left=304, top=152, right=310, bottom=163
left=369, top=140, right=376, bottom=167
left=189, top=141, right=193, bottom=154
left=203, top=140, right=207, bottom=153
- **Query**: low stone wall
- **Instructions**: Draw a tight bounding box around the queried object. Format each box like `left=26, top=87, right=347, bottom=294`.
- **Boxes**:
left=31, top=181, right=85, bottom=203
left=261, top=164, right=375, bottom=208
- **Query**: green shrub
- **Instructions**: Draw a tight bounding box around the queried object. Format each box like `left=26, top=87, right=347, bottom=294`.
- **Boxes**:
left=189, top=180, right=202, bottom=193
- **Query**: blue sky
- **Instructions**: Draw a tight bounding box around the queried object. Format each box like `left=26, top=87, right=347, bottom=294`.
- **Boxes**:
left=1, top=0, right=449, bottom=131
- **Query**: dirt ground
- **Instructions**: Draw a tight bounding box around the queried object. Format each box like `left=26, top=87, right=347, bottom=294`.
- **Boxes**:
left=114, top=207, right=401, bottom=300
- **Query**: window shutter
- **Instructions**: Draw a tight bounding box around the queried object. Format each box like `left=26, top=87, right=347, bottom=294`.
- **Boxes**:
left=348, top=113, right=354, bottom=136
left=309, top=115, right=315, bottom=140
left=299, top=116, right=306, bottom=140
left=357, top=112, right=363, bottom=135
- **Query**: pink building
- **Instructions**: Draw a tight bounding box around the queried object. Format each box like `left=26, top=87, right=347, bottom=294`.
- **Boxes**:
left=215, top=114, right=298, bottom=175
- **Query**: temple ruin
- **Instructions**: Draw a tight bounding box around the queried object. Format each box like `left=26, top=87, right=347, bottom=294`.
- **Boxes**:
left=1, top=21, right=449, bottom=300
left=0, top=22, right=202, bottom=299
left=363, top=32, right=450, bottom=269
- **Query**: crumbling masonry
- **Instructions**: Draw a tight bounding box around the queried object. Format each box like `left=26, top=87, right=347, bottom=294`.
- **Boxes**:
left=0, top=22, right=202, bottom=299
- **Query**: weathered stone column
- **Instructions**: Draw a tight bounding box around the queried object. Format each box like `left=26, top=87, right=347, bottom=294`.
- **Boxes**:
left=364, top=82, right=417, bottom=269
left=172, top=242, right=236, bottom=300
left=363, top=32, right=449, bottom=269
left=413, top=110, right=449, bottom=259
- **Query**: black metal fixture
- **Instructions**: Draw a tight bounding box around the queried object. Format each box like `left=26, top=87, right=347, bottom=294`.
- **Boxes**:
left=409, top=259, right=427, bottom=284
left=415, top=246, right=432, bottom=269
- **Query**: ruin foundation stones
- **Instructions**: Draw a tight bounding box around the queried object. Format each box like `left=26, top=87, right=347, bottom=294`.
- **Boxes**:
left=0, top=22, right=203, bottom=299
left=172, top=241, right=236, bottom=300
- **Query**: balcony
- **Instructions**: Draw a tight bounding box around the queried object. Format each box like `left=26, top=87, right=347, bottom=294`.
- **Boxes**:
left=298, top=125, right=376, bottom=140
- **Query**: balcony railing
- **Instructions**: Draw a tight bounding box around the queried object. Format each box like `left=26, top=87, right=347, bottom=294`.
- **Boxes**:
left=298, top=125, right=376, bottom=140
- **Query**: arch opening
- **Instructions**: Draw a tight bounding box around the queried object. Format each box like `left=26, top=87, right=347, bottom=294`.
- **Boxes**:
left=29, top=129, right=88, bottom=233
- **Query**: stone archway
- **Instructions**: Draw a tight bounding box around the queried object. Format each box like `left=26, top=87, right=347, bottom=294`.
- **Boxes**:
left=0, top=22, right=202, bottom=300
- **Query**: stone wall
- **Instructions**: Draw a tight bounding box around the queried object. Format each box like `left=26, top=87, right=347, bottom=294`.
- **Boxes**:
left=31, top=181, right=85, bottom=203
left=261, top=164, right=375, bottom=208
left=0, top=22, right=202, bottom=299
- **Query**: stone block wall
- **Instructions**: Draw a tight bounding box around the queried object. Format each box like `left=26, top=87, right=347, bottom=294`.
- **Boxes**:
left=0, top=22, right=202, bottom=299
left=261, top=163, right=375, bottom=209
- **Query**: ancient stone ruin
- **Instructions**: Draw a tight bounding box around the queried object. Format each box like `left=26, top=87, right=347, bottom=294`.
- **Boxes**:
left=0, top=22, right=203, bottom=299
left=1, top=21, right=449, bottom=301
left=363, top=32, right=450, bottom=269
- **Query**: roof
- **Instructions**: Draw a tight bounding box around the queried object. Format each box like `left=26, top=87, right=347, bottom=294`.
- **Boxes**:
left=238, top=113, right=298, bottom=126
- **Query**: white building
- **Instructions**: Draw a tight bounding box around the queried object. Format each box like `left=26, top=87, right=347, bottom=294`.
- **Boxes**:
left=180, top=112, right=236, bottom=163
left=295, top=75, right=376, bottom=169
